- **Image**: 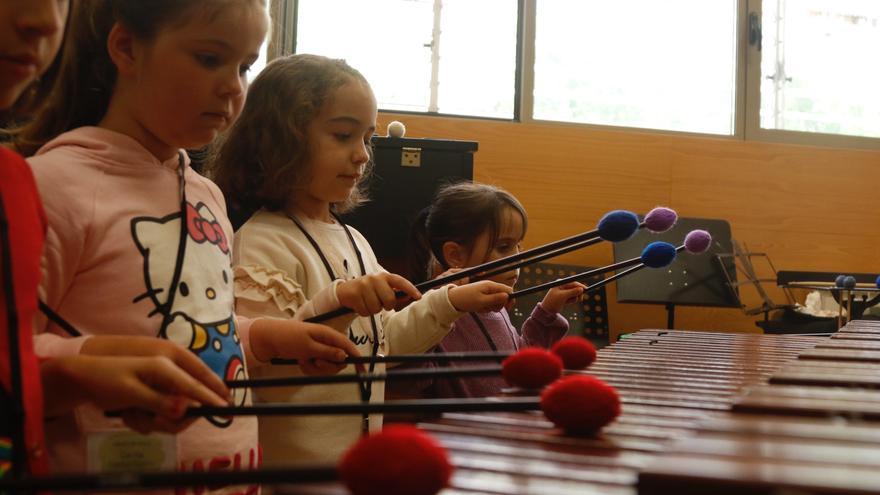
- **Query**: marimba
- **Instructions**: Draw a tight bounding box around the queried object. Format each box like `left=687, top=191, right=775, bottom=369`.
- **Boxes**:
left=273, top=329, right=840, bottom=494
left=640, top=321, right=880, bottom=494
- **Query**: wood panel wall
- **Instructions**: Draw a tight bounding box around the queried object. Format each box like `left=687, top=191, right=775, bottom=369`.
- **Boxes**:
left=379, top=112, right=880, bottom=339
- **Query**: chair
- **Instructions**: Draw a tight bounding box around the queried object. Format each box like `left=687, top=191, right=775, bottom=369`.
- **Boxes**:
left=508, top=262, right=610, bottom=348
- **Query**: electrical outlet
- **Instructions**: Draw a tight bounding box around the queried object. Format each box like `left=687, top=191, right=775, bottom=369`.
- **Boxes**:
left=401, top=147, right=421, bottom=167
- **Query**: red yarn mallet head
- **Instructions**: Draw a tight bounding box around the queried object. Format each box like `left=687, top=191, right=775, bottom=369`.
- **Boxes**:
left=551, top=336, right=597, bottom=370
left=502, top=347, right=563, bottom=389
left=339, top=425, right=452, bottom=495
left=540, top=375, right=621, bottom=435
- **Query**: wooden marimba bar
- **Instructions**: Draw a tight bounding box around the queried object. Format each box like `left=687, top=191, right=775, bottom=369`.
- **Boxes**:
left=639, top=320, right=880, bottom=495
left=278, top=330, right=818, bottom=494
left=277, top=326, right=880, bottom=495
left=416, top=330, right=820, bottom=495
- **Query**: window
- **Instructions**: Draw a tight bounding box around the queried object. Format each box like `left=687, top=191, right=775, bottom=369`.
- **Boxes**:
left=756, top=0, right=880, bottom=139
left=532, top=0, right=739, bottom=135
left=247, top=0, right=272, bottom=82
left=282, top=0, right=880, bottom=148
left=294, top=0, right=518, bottom=119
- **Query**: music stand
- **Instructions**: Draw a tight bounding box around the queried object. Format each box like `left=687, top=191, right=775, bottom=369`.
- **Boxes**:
left=613, top=217, right=739, bottom=328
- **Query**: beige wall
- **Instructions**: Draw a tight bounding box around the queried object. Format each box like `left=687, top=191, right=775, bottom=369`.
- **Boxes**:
left=379, top=112, right=880, bottom=339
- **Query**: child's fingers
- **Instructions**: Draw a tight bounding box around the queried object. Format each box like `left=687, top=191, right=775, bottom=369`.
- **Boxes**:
left=163, top=347, right=230, bottom=402
left=111, top=377, right=186, bottom=421
left=298, top=360, right=321, bottom=376
left=308, top=324, right=362, bottom=359
left=358, top=288, right=381, bottom=315
left=384, top=273, right=421, bottom=300
left=301, top=359, right=346, bottom=376
left=370, top=276, right=399, bottom=311
left=342, top=291, right=368, bottom=316
left=120, top=408, right=196, bottom=435
left=120, top=409, right=156, bottom=435
left=558, top=281, right=587, bottom=290
left=470, top=280, right=510, bottom=293
left=558, top=287, right=585, bottom=299
left=505, top=297, right=516, bottom=311
left=138, top=358, right=229, bottom=408
left=485, top=292, right=511, bottom=312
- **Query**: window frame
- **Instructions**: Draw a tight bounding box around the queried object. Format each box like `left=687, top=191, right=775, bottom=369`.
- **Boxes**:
left=281, top=0, right=880, bottom=150
left=742, top=0, right=880, bottom=150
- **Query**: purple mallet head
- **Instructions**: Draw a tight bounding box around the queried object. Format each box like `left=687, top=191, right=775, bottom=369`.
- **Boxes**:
left=684, top=230, right=712, bottom=254
left=644, top=207, right=678, bottom=233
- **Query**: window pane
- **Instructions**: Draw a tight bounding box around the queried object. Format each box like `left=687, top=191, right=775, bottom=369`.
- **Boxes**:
left=295, top=0, right=517, bottom=119
left=760, top=1, right=880, bottom=138
left=533, top=0, right=738, bottom=135
left=247, top=1, right=272, bottom=82
left=435, top=1, right=517, bottom=118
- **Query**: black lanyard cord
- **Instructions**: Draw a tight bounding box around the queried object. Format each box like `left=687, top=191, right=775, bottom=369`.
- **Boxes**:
left=332, top=212, right=382, bottom=374
left=469, top=312, right=499, bottom=353
left=469, top=311, right=519, bottom=361
left=288, top=212, right=380, bottom=433
left=160, top=152, right=189, bottom=332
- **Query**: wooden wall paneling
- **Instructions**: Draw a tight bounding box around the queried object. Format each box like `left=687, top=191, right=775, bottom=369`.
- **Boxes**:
left=378, top=113, right=880, bottom=339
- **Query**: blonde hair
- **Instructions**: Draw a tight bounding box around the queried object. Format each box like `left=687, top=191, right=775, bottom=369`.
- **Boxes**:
left=12, top=0, right=265, bottom=156
left=210, top=54, right=374, bottom=218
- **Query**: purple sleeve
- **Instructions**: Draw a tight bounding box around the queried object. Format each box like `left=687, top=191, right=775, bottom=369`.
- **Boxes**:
left=519, top=303, right=569, bottom=348
left=383, top=349, right=439, bottom=398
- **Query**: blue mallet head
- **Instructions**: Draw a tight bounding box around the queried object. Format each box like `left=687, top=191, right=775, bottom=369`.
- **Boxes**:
left=842, top=275, right=857, bottom=289
left=641, top=241, right=677, bottom=268
left=684, top=230, right=712, bottom=254
left=876, top=275, right=880, bottom=289
left=835, top=275, right=847, bottom=287
left=597, top=210, right=640, bottom=242
left=644, top=207, right=678, bottom=233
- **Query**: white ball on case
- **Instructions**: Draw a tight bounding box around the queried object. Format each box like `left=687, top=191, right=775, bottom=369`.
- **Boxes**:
left=387, top=120, right=406, bottom=138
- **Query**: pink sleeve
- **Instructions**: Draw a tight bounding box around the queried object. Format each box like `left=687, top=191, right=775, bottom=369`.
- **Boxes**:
left=519, top=303, right=569, bottom=348
left=33, top=333, right=89, bottom=358
left=29, top=155, right=93, bottom=355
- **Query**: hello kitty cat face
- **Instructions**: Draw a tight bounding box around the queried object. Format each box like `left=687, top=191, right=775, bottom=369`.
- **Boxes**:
left=132, top=202, right=233, bottom=327
left=132, top=202, right=246, bottom=425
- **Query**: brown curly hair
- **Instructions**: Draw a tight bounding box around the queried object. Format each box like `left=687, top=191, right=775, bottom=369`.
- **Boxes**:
left=209, top=53, right=374, bottom=219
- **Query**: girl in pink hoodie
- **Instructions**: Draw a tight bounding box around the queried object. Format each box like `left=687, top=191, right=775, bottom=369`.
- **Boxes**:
left=1, top=0, right=269, bottom=484
left=16, top=1, right=358, bottom=492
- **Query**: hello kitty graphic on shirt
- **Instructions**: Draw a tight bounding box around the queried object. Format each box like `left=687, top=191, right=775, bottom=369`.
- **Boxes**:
left=132, top=201, right=246, bottom=427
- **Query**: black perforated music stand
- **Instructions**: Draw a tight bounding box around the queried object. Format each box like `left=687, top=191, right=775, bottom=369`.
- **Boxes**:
left=509, top=262, right=611, bottom=348
left=613, top=217, right=740, bottom=328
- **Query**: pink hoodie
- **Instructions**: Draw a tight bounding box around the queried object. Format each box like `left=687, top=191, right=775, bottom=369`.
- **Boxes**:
left=29, top=127, right=259, bottom=494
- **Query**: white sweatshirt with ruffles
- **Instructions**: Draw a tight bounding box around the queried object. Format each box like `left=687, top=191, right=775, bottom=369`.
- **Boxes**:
left=233, top=209, right=462, bottom=466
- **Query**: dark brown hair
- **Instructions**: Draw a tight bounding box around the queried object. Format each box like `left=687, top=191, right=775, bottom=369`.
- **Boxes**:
left=210, top=53, right=373, bottom=220
left=409, top=181, right=528, bottom=283
left=12, top=0, right=265, bottom=156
